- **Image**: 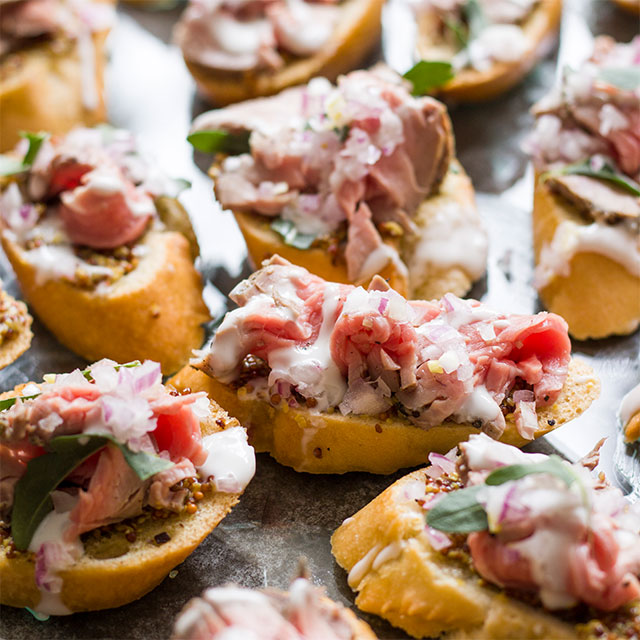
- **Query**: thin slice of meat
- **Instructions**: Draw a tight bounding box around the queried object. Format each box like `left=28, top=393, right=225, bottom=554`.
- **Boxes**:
left=345, top=202, right=386, bottom=281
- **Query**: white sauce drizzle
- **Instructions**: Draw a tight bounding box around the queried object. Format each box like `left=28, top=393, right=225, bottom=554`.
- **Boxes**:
left=210, top=15, right=269, bottom=56
left=198, top=427, right=256, bottom=494
left=357, top=244, right=409, bottom=284
left=620, top=382, right=640, bottom=426
left=347, top=544, right=382, bottom=588
left=24, top=244, right=113, bottom=286
left=408, top=198, right=488, bottom=285
left=371, top=541, right=404, bottom=570
left=453, top=385, right=502, bottom=425
left=534, top=220, right=640, bottom=289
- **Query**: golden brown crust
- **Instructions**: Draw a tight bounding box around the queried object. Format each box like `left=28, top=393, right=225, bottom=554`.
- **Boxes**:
left=532, top=173, right=640, bottom=340
left=1, top=229, right=210, bottom=375
left=183, top=0, right=384, bottom=105
left=0, top=30, right=108, bottom=152
left=0, top=293, right=32, bottom=370
left=169, top=358, right=599, bottom=474
left=330, top=468, right=582, bottom=639
left=228, top=164, right=479, bottom=300
left=416, top=0, right=562, bottom=103
left=0, top=395, right=245, bottom=612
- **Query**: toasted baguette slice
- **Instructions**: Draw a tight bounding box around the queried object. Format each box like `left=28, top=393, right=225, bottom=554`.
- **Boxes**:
left=0, top=29, right=109, bottom=152
left=331, top=468, right=638, bottom=639
left=414, top=0, right=562, bottom=103
left=229, top=163, right=479, bottom=299
left=184, top=0, right=384, bottom=105
left=0, top=393, right=245, bottom=613
left=1, top=228, right=210, bottom=375
left=532, top=173, right=640, bottom=340
left=0, top=289, right=32, bottom=369
left=169, top=358, right=599, bottom=474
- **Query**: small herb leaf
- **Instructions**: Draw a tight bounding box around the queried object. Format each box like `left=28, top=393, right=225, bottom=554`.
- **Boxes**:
left=0, top=394, right=40, bottom=412
left=403, top=61, right=455, bottom=96
left=598, top=67, right=640, bottom=91
left=187, top=130, right=251, bottom=155
left=485, top=455, right=575, bottom=487
left=21, top=132, right=47, bottom=167
left=426, top=486, right=488, bottom=533
left=270, top=218, right=317, bottom=250
left=558, top=158, right=640, bottom=197
left=114, top=441, right=174, bottom=481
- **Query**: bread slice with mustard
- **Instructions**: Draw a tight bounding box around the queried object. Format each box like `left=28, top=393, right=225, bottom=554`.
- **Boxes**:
left=0, top=286, right=32, bottom=369
left=170, top=257, right=599, bottom=475
left=399, top=0, right=562, bottom=103
left=0, top=359, right=256, bottom=614
left=331, top=434, right=640, bottom=639
left=175, top=0, right=384, bottom=106
left=0, top=128, right=210, bottom=375
left=0, top=0, right=114, bottom=152
left=190, top=67, right=487, bottom=300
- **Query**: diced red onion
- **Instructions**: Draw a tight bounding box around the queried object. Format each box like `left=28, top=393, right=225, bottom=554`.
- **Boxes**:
left=425, top=526, right=452, bottom=551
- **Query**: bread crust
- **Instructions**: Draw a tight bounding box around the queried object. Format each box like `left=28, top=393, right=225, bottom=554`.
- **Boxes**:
left=532, top=173, right=640, bottom=340
left=0, top=30, right=108, bottom=152
left=228, top=164, right=479, bottom=299
left=331, top=468, right=586, bottom=639
left=0, top=293, right=32, bottom=370
left=416, top=0, right=562, bottom=103
left=183, top=0, right=384, bottom=105
left=169, top=358, right=599, bottom=474
left=0, top=394, right=245, bottom=612
left=1, top=228, right=210, bottom=375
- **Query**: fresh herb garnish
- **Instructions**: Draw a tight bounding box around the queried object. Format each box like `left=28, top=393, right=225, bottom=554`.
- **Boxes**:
left=0, top=394, right=39, bottom=412
left=403, top=61, right=455, bottom=96
left=187, top=130, right=251, bottom=155
left=270, top=218, right=317, bottom=250
left=598, top=67, right=640, bottom=91
left=426, top=485, right=488, bottom=532
left=550, top=158, right=640, bottom=197
left=11, top=433, right=174, bottom=550
left=0, top=131, right=48, bottom=177
left=485, top=455, right=576, bottom=487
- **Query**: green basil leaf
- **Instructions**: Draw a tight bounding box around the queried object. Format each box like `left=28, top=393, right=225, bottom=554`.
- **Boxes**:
left=11, top=436, right=108, bottom=550
left=598, top=67, right=640, bottom=91
left=187, top=130, right=251, bottom=155
left=270, top=218, right=317, bottom=250
left=426, top=485, right=488, bottom=533
left=114, top=441, right=174, bottom=481
left=558, top=158, right=640, bottom=197
left=403, top=61, right=455, bottom=96
left=0, top=394, right=40, bottom=412
left=20, top=132, right=47, bottom=167
left=0, top=155, right=26, bottom=177
left=485, top=455, right=576, bottom=487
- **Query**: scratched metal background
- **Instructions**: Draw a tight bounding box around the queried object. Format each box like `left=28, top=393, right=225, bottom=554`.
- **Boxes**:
left=0, top=0, right=638, bottom=637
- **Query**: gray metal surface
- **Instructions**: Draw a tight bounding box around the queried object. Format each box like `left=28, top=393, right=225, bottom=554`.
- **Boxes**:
left=0, top=0, right=638, bottom=637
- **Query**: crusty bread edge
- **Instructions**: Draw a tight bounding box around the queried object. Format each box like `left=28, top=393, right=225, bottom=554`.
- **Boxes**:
left=0, top=29, right=109, bottom=152
left=168, top=358, right=599, bottom=474
left=331, top=468, right=581, bottom=639
left=184, top=0, right=384, bottom=105
left=0, top=389, right=247, bottom=612
left=419, top=0, right=562, bottom=103
left=532, top=172, right=640, bottom=340
left=0, top=294, right=32, bottom=370
left=227, top=163, right=481, bottom=300
left=1, top=228, right=210, bottom=375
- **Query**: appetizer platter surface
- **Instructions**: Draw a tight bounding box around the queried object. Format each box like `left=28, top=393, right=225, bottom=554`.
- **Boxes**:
left=0, top=0, right=638, bottom=638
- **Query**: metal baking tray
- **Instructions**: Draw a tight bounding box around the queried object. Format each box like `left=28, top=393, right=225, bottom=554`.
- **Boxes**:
left=1, top=0, right=638, bottom=637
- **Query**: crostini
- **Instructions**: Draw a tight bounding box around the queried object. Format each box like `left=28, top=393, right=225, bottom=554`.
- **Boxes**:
left=388, top=0, right=562, bottom=102
left=0, top=359, right=256, bottom=614
left=174, top=0, right=384, bottom=105
left=190, top=67, right=487, bottom=299
left=0, top=283, right=32, bottom=368
left=526, top=36, right=640, bottom=340
left=331, top=433, right=640, bottom=639
left=0, top=127, right=210, bottom=374
left=170, top=256, right=599, bottom=474
left=0, top=0, right=113, bottom=152
left=172, top=576, right=378, bottom=639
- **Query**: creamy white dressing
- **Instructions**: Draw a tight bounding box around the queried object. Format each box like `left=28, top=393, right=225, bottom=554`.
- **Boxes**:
left=408, top=198, right=488, bottom=287
left=24, top=244, right=113, bottom=286
left=267, top=283, right=347, bottom=410
left=357, top=244, right=409, bottom=284
left=198, top=427, right=256, bottom=494
left=534, top=220, right=640, bottom=289
left=620, top=382, right=640, bottom=427
left=371, top=541, right=404, bottom=570
left=453, top=385, right=501, bottom=425
left=210, top=15, right=268, bottom=56
left=347, top=543, right=382, bottom=588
